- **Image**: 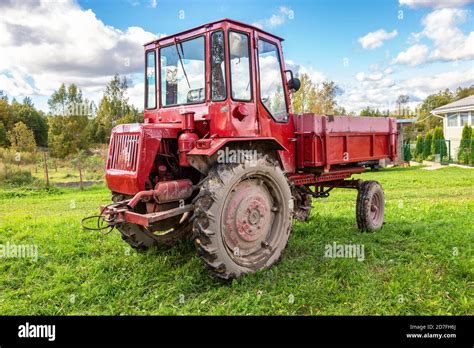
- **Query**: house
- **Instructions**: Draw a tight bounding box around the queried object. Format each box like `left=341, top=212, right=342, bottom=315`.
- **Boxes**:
left=431, top=95, right=474, bottom=159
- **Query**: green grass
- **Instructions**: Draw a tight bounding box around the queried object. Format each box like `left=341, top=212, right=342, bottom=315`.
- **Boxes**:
left=0, top=163, right=103, bottom=187
left=0, top=166, right=472, bottom=315
left=31, top=166, right=104, bottom=184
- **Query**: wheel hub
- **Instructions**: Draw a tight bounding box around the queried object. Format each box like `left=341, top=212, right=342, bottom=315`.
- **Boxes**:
left=370, top=192, right=382, bottom=224
left=223, top=179, right=273, bottom=256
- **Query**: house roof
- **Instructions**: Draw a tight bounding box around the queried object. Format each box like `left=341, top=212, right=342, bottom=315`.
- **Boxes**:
left=432, top=95, right=474, bottom=114
left=397, top=117, right=418, bottom=124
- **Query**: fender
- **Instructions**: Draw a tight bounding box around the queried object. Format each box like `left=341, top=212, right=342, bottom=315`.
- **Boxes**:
left=187, top=137, right=288, bottom=174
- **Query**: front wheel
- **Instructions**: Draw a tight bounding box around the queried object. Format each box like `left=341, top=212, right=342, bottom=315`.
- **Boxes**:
left=193, top=155, right=293, bottom=279
left=356, top=180, right=385, bottom=232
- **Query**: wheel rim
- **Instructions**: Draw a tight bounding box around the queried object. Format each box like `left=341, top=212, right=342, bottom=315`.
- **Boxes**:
left=221, top=174, right=285, bottom=267
left=370, top=191, right=383, bottom=226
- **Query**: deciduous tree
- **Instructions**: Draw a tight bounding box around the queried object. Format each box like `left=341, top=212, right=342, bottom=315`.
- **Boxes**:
left=7, top=121, right=36, bottom=152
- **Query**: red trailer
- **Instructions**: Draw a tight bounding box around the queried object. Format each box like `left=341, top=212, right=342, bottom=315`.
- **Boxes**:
left=93, top=19, right=398, bottom=279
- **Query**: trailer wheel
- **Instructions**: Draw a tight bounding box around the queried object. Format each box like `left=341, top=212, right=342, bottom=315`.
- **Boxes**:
left=193, top=154, right=293, bottom=279
left=356, top=180, right=384, bottom=232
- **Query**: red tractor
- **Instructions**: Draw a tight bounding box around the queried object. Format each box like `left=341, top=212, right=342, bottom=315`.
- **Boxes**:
left=100, top=19, right=397, bottom=279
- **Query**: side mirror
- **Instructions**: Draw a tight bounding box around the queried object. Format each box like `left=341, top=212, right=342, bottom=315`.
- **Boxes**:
left=288, top=77, right=301, bottom=92
left=285, top=70, right=301, bottom=92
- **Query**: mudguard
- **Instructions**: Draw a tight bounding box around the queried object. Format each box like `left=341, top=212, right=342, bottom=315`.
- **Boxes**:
left=187, top=137, right=287, bottom=174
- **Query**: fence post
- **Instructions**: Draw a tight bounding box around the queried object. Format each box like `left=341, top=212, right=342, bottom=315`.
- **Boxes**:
left=43, top=151, right=49, bottom=187
left=78, top=157, right=83, bottom=190
left=439, top=140, right=442, bottom=162
left=447, top=140, right=451, bottom=163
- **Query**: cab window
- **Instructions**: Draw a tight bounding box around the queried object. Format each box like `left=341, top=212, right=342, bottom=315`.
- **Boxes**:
left=229, top=31, right=251, bottom=101
left=257, top=39, right=288, bottom=122
left=211, top=30, right=226, bottom=101
left=145, top=50, right=156, bottom=109
left=160, top=36, right=205, bottom=106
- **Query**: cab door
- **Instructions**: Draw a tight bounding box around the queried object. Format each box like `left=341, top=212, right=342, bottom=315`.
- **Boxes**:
left=226, top=25, right=259, bottom=136
left=254, top=32, right=295, bottom=171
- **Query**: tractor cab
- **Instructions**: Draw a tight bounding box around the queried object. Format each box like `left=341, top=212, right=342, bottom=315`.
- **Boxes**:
left=142, top=19, right=300, bottom=140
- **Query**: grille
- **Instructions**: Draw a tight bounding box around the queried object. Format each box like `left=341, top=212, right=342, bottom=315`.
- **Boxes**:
left=108, top=133, right=140, bottom=172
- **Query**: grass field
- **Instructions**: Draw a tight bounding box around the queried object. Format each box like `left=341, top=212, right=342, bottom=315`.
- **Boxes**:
left=0, top=166, right=472, bottom=315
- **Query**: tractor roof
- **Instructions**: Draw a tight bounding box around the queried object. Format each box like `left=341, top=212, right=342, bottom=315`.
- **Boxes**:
left=144, top=18, right=284, bottom=47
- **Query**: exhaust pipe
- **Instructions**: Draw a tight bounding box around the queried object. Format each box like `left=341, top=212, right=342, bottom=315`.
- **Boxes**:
left=127, top=179, right=194, bottom=208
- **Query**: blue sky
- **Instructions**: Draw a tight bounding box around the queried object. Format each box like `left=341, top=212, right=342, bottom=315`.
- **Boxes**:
left=0, top=0, right=473, bottom=112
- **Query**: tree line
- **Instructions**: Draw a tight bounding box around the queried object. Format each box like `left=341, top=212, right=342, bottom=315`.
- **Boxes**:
left=359, top=85, right=474, bottom=131
left=0, top=74, right=142, bottom=159
left=412, top=124, right=473, bottom=165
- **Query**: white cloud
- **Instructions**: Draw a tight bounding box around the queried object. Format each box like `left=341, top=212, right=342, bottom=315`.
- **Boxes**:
left=285, top=60, right=327, bottom=85
left=0, top=72, right=35, bottom=96
left=253, top=6, right=294, bottom=29
left=403, top=69, right=474, bottom=92
left=399, top=0, right=474, bottom=8
left=355, top=65, right=395, bottom=84
left=127, top=80, right=145, bottom=108
left=0, top=0, right=158, bottom=109
left=150, top=0, right=157, bottom=8
left=355, top=72, right=384, bottom=82
left=422, top=8, right=474, bottom=62
left=392, top=44, right=430, bottom=66
left=338, top=68, right=473, bottom=113
left=358, top=29, right=398, bottom=50
left=393, top=8, right=474, bottom=66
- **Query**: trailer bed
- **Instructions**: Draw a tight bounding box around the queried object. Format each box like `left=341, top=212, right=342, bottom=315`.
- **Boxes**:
left=294, top=114, right=398, bottom=169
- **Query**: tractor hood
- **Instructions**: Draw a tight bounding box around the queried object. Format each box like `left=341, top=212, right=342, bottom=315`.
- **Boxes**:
left=105, top=123, right=182, bottom=195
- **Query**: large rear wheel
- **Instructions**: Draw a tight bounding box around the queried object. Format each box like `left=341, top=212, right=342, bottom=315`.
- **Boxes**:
left=193, top=155, right=293, bottom=279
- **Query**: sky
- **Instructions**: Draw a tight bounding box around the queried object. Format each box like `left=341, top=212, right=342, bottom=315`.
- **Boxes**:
left=0, top=0, right=473, bottom=113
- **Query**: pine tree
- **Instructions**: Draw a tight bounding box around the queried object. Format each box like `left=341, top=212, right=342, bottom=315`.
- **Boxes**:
left=414, top=135, right=424, bottom=160
left=423, top=132, right=433, bottom=158
left=431, top=127, right=447, bottom=158
left=457, top=124, right=472, bottom=164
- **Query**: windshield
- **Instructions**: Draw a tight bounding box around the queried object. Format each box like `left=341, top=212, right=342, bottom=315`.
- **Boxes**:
left=160, top=36, right=205, bottom=106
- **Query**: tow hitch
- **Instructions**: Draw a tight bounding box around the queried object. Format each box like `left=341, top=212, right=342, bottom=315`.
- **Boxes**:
left=82, top=179, right=195, bottom=232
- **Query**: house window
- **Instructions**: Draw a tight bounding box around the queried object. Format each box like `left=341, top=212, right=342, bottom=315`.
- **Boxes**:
left=460, top=112, right=469, bottom=126
left=447, top=113, right=458, bottom=127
